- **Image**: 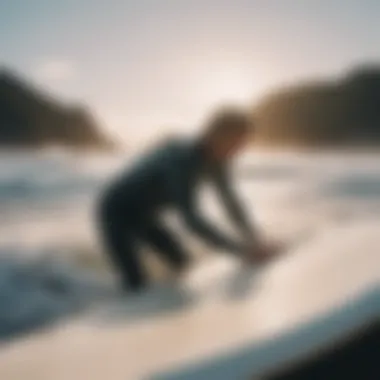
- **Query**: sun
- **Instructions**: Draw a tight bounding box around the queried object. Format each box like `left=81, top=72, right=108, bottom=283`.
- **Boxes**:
left=195, top=64, right=257, bottom=108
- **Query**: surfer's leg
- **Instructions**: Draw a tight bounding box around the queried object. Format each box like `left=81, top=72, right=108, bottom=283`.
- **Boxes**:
left=99, top=216, right=148, bottom=292
left=141, top=222, right=190, bottom=273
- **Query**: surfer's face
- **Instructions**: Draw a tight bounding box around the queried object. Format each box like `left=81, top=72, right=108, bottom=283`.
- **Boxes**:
left=203, top=108, right=253, bottom=161
left=210, top=129, right=248, bottom=161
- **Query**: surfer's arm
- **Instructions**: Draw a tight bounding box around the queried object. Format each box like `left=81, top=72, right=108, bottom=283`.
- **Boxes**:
left=212, top=164, right=261, bottom=245
left=164, top=152, right=243, bottom=254
left=179, top=191, right=244, bottom=254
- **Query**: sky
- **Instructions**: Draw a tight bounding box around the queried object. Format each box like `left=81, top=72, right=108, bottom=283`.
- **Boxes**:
left=1, top=0, right=380, bottom=143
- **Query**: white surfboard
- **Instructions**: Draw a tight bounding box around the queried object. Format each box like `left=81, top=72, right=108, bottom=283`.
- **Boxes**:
left=0, top=222, right=378, bottom=380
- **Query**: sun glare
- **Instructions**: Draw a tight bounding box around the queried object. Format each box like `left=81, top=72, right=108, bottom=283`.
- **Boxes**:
left=195, top=64, right=258, bottom=108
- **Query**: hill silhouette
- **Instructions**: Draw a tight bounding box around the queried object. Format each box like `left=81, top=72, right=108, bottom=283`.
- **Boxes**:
left=0, top=69, right=114, bottom=150
left=254, top=65, right=380, bottom=147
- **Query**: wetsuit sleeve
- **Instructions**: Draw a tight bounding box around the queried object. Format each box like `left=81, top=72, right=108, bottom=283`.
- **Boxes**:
left=212, top=164, right=259, bottom=243
left=165, top=149, right=243, bottom=254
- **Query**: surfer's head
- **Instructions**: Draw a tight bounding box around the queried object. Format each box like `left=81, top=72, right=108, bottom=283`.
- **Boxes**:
left=202, top=106, right=252, bottom=161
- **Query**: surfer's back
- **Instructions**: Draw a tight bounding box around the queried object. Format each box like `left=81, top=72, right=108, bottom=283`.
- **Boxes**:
left=99, top=136, right=195, bottom=214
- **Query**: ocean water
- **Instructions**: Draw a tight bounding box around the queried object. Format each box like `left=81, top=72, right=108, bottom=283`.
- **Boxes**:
left=0, top=149, right=379, bottom=343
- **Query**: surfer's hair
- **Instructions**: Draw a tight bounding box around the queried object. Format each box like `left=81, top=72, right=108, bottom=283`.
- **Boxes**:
left=203, top=106, right=252, bottom=141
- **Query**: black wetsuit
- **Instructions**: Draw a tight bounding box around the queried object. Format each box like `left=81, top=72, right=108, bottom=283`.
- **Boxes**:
left=97, top=137, right=255, bottom=291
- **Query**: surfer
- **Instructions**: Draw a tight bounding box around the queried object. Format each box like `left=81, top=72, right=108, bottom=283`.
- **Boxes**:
left=97, top=107, right=275, bottom=292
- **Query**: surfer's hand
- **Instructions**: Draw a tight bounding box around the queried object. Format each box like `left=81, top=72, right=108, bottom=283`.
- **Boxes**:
left=243, top=240, right=280, bottom=266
